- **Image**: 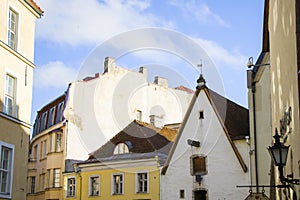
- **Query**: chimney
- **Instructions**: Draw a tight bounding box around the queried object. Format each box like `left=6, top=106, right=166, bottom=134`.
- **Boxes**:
left=150, top=114, right=164, bottom=128
left=104, top=57, right=116, bottom=73
left=139, top=67, right=148, bottom=79
left=154, top=76, right=168, bottom=87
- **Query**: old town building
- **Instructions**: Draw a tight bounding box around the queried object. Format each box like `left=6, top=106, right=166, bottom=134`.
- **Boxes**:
left=0, top=0, right=42, bottom=199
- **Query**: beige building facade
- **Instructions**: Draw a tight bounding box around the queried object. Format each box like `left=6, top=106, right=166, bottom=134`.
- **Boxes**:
left=0, top=0, right=42, bottom=199
left=249, top=0, right=300, bottom=199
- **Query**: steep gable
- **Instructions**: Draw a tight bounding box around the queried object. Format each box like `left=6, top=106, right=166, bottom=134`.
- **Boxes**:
left=162, top=86, right=249, bottom=174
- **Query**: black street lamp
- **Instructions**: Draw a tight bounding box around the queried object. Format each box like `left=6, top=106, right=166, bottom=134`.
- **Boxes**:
left=268, top=128, right=299, bottom=185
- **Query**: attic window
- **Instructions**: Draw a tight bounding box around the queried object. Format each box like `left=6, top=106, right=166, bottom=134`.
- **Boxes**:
left=190, top=155, right=207, bottom=176
left=114, top=143, right=129, bottom=155
left=199, top=111, right=204, bottom=119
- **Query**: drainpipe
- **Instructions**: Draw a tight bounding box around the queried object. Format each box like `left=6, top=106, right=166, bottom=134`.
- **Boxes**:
left=251, top=78, right=259, bottom=193
left=247, top=68, right=259, bottom=193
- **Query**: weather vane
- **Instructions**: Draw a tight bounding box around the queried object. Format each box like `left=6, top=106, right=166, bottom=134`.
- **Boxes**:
left=197, top=59, right=203, bottom=74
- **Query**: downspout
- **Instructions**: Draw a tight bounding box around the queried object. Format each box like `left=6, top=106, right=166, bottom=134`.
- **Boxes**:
left=251, top=79, right=259, bottom=193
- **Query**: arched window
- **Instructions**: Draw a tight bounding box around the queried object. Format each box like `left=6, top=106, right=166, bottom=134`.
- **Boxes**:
left=113, top=143, right=129, bottom=155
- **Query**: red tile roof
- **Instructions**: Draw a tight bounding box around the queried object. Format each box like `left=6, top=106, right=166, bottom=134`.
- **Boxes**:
left=174, top=85, right=194, bottom=93
left=24, top=0, right=43, bottom=16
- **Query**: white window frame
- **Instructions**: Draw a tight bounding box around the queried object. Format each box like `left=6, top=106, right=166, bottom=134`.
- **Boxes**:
left=89, top=175, right=100, bottom=196
left=4, top=73, right=17, bottom=117
left=135, top=171, right=149, bottom=193
left=53, top=168, right=60, bottom=188
left=0, top=141, right=14, bottom=199
left=136, top=110, right=142, bottom=121
left=66, top=177, right=76, bottom=197
left=113, top=143, right=129, bottom=155
left=7, top=6, right=19, bottom=50
left=111, top=173, right=124, bottom=195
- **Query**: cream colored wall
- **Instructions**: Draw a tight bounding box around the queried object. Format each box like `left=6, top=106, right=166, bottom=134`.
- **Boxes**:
left=0, top=0, right=39, bottom=61
left=27, top=124, right=66, bottom=200
left=64, top=164, right=160, bottom=200
left=0, top=117, right=30, bottom=200
left=268, top=0, right=300, bottom=198
left=248, top=65, right=273, bottom=195
left=0, top=0, right=39, bottom=199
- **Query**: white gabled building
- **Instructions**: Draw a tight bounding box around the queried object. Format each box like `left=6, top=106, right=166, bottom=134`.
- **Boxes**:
left=161, top=74, right=250, bottom=200
left=64, top=57, right=193, bottom=160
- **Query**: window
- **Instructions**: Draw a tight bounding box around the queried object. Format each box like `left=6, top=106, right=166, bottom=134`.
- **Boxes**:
left=112, top=174, right=123, bottom=195
left=136, top=172, right=148, bottom=193
left=199, top=111, right=204, bottom=119
left=67, top=177, right=76, bottom=197
left=53, top=169, right=60, bottom=188
left=8, top=8, right=18, bottom=50
left=194, top=190, right=207, bottom=200
left=47, top=107, right=56, bottom=128
left=136, top=110, right=142, bottom=121
left=0, top=142, right=13, bottom=198
left=40, top=173, right=45, bottom=191
left=49, top=134, right=52, bottom=153
left=55, top=133, right=62, bottom=152
left=43, top=140, right=47, bottom=158
left=55, top=102, right=64, bottom=123
left=190, top=155, right=207, bottom=176
left=113, top=143, right=129, bottom=155
left=29, top=176, right=35, bottom=194
left=41, top=112, right=48, bottom=130
left=47, top=170, right=50, bottom=189
left=4, top=74, right=16, bottom=117
left=180, top=189, right=185, bottom=198
left=89, top=176, right=100, bottom=196
left=33, top=145, right=38, bottom=161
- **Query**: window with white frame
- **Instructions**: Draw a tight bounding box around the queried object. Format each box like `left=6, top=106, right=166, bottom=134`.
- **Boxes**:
left=136, top=110, right=142, bottom=121
left=112, top=174, right=123, bottom=195
left=4, top=74, right=17, bottom=117
left=113, top=143, right=129, bottom=155
left=136, top=172, right=148, bottom=193
left=53, top=168, right=60, bottom=188
left=67, top=177, right=76, bottom=197
left=8, top=8, right=18, bottom=50
left=0, top=142, right=14, bottom=198
left=89, top=176, right=100, bottom=196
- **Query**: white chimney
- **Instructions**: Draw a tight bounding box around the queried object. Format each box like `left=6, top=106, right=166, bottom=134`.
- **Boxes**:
left=154, top=76, right=168, bottom=87
left=104, top=57, right=116, bottom=73
left=139, top=67, right=148, bottom=79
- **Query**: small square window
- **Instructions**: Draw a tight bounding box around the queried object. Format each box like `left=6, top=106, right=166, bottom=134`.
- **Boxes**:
left=199, top=111, right=204, bottom=119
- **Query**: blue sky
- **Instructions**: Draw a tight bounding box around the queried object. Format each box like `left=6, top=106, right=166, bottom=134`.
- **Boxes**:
left=32, top=0, right=264, bottom=123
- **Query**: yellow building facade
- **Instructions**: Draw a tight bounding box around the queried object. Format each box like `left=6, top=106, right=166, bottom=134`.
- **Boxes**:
left=0, top=0, right=42, bottom=199
left=27, top=95, right=66, bottom=200
left=63, top=120, right=177, bottom=200
left=64, top=158, right=161, bottom=200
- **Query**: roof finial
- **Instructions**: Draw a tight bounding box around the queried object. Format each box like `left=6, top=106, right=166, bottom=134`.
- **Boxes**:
left=196, top=60, right=206, bottom=89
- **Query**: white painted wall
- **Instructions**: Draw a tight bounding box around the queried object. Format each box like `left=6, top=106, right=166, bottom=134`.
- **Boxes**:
left=161, top=90, right=250, bottom=199
left=64, top=65, right=193, bottom=160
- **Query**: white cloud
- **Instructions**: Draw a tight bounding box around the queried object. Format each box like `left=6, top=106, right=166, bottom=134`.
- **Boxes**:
left=35, top=0, right=173, bottom=46
left=34, top=61, right=78, bottom=88
left=195, top=38, right=247, bottom=69
left=169, top=0, right=230, bottom=27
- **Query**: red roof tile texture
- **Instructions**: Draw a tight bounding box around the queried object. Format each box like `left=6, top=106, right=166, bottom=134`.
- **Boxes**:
left=25, top=0, right=43, bottom=15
